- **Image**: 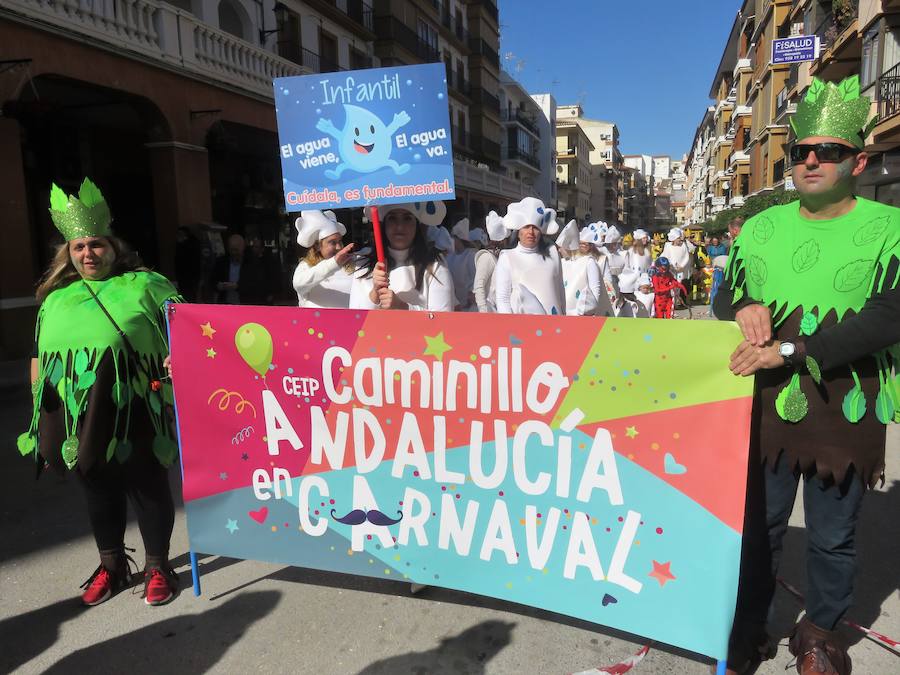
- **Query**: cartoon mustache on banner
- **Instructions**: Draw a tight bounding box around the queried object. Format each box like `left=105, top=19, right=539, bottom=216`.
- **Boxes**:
left=330, top=508, right=404, bottom=526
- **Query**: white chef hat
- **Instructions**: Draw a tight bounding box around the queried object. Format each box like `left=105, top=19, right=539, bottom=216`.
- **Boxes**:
left=604, top=226, right=623, bottom=244
left=502, top=197, right=560, bottom=235
left=579, top=222, right=604, bottom=245
left=632, top=228, right=649, bottom=241
left=427, top=225, right=453, bottom=252
left=295, top=210, right=347, bottom=247
left=637, top=273, right=652, bottom=287
left=555, top=219, right=579, bottom=251
left=485, top=210, right=508, bottom=241
left=376, top=200, right=447, bottom=226
left=667, top=227, right=683, bottom=242
left=468, top=227, right=487, bottom=246
left=592, top=220, right=609, bottom=236
left=451, top=218, right=470, bottom=239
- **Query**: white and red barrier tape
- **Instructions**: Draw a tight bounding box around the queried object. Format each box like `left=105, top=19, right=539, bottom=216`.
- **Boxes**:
left=570, top=644, right=651, bottom=675
left=778, top=578, right=900, bottom=652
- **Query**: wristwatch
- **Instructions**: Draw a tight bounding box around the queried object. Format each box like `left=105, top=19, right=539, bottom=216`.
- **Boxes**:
left=779, top=341, right=797, bottom=366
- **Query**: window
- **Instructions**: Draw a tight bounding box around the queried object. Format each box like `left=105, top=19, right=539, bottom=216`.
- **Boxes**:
left=861, top=27, right=880, bottom=88
left=418, top=19, right=438, bottom=52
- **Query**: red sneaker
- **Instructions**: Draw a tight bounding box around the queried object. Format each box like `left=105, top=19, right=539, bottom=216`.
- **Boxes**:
left=80, top=564, right=128, bottom=606
left=143, top=567, right=178, bottom=606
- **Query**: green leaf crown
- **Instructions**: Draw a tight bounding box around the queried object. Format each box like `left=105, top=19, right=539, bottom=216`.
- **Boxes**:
left=790, top=75, right=878, bottom=149
left=48, top=178, right=112, bottom=241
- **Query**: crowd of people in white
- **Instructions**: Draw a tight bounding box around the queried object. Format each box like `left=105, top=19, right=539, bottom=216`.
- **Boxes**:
left=291, top=198, right=707, bottom=319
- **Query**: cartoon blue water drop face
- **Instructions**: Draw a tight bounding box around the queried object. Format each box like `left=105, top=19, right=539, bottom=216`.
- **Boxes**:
left=316, top=104, right=411, bottom=179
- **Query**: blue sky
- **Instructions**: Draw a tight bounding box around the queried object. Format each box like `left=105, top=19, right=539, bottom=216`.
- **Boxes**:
left=498, top=0, right=741, bottom=158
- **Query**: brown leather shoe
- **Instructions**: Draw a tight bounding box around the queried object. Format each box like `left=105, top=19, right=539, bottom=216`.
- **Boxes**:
left=788, top=618, right=851, bottom=675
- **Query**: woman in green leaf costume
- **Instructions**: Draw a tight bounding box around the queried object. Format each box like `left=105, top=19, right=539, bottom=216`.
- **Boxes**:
left=714, top=76, right=899, bottom=675
left=18, top=178, right=182, bottom=607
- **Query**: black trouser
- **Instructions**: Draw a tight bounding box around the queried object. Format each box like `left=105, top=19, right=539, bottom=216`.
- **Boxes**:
left=730, top=450, right=866, bottom=663
left=76, top=453, right=175, bottom=559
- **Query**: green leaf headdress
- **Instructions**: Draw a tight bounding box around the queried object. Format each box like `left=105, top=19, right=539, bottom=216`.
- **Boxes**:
left=48, top=178, right=112, bottom=241
left=790, top=75, right=878, bottom=149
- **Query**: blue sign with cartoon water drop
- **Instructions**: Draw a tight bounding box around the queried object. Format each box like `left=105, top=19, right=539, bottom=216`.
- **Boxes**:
left=274, top=63, right=456, bottom=211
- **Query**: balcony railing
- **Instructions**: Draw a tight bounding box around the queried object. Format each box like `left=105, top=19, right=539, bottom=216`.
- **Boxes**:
left=506, top=146, right=540, bottom=170
left=472, top=88, right=501, bottom=113
left=878, top=61, right=900, bottom=122
left=439, top=8, right=469, bottom=44
left=375, top=16, right=440, bottom=62
left=447, top=71, right=471, bottom=97
left=480, top=0, right=499, bottom=25
left=344, top=0, right=374, bottom=32
left=2, top=0, right=307, bottom=99
left=300, top=47, right=344, bottom=73
left=501, top=109, right=539, bottom=135
left=469, top=38, right=499, bottom=68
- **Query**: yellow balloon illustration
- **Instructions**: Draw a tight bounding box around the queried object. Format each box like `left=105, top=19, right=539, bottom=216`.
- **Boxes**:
left=235, top=323, right=273, bottom=377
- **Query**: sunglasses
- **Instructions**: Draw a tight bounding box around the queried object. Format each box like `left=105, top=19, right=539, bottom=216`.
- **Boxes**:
left=789, top=142, right=859, bottom=164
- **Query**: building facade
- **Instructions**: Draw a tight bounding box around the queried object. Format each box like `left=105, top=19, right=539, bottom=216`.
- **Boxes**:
left=555, top=110, right=594, bottom=222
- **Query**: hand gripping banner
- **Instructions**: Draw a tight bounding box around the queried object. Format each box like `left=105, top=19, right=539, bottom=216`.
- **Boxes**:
left=170, top=306, right=752, bottom=661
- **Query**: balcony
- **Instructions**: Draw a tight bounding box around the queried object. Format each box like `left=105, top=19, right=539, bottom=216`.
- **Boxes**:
left=471, top=88, right=501, bottom=116
left=451, top=125, right=469, bottom=150
left=505, top=146, right=540, bottom=171
left=300, top=47, right=344, bottom=74
left=447, top=70, right=471, bottom=98
left=871, top=61, right=900, bottom=147
left=1, top=0, right=307, bottom=99
left=473, top=136, right=501, bottom=163
left=453, top=159, right=528, bottom=202
left=774, top=87, right=796, bottom=122
left=810, top=2, right=861, bottom=81
left=438, top=7, right=469, bottom=46
left=375, top=16, right=440, bottom=62
left=501, top=109, right=539, bottom=136
left=479, top=0, right=499, bottom=26
left=469, top=38, right=500, bottom=69
left=310, top=0, right=375, bottom=37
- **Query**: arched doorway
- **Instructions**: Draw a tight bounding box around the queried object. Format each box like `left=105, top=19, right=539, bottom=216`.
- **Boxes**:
left=5, top=75, right=170, bottom=274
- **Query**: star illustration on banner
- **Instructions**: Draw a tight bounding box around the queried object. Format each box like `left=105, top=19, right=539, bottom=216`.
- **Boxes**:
left=206, top=348, right=217, bottom=359
left=423, top=331, right=452, bottom=361
left=649, top=560, right=676, bottom=587
left=241, top=453, right=249, bottom=460
left=625, top=426, right=639, bottom=439
left=219, top=472, right=228, bottom=480
left=226, top=519, right=239, bottom=534
left=201, top=322, right=216, bottom=339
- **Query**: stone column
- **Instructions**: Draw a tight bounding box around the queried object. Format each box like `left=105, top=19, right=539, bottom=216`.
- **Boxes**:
left=0, top=117, right=39, bottom=359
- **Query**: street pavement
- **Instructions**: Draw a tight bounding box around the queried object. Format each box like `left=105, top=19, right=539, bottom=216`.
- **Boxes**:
left=2, top=326, right=898, bottom=674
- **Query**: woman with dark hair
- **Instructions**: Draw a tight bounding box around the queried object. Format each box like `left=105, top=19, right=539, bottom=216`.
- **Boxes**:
left=349, top=201, right=454, bottom=312
left=493, top=197, right=564, bottom=315
left=292, top=210, right=354, bottom=308
left=18, top=178, right=181, bottom=608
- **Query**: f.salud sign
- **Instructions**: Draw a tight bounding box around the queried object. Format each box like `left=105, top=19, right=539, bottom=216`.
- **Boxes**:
left=772, top=35, right=820, bottom=64
left=170, top=305, right=753, bottom=661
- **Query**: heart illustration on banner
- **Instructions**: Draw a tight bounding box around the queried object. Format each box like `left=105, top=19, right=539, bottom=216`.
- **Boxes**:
left=248, top=506, right=269, bottom=524
left=664, top=453, right=687, bottom=475
left=602, top=593, right=618, bottom=607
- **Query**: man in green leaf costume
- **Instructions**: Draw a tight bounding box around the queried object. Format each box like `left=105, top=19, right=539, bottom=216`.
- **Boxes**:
left=18, top=178, right=183, bottom=607
left=714, top=76, right=900, bottom=675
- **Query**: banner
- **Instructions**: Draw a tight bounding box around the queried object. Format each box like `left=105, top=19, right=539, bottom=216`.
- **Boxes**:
left=274, top=63, right=456, bottom=211
left=171, top=306, right=752, bottom=660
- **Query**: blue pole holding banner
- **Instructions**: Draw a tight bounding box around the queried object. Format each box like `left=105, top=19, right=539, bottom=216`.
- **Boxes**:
left=165, top=302, right=202, bottom=597
left=716, top=659, right=727, bottom=674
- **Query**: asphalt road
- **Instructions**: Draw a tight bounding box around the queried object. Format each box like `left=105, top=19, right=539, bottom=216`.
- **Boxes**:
left=2, top=350, right=897, bottom=675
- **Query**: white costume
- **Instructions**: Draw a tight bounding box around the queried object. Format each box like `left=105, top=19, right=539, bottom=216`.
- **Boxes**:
left=473, top=211, right=506, bottom=313
left=493, top=198, right=563, bottom=315
left=446, top=218, right=476, bottom=309
left=350, top=247, right=454, bottom=312
left=350, top=200, right=453, bottom=312
left=292, top=210, right=352, bottom=308
left=557, top=221, right=615, bottom=316
left=661, top=227, right=694, bottom=281
left=634, top=272, right=655, bottom=317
